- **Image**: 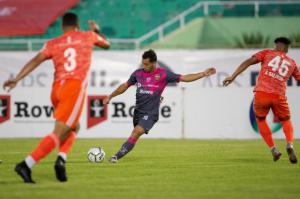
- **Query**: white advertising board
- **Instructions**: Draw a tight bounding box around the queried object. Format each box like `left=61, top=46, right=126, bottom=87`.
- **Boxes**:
left=0, top=87, right=182, bottom=138
left=184, top=88, right=300, bottom=139
left=0, top=50, right=299, bottom=139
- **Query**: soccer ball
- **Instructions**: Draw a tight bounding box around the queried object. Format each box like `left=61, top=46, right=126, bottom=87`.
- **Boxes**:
left=87, top=147, right=105, bottom=163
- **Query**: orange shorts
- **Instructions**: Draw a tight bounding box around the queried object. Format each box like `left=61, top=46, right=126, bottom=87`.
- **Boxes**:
left=51, top=79, right=86, bottom=128
left=253, top=91, right=290, bottom=121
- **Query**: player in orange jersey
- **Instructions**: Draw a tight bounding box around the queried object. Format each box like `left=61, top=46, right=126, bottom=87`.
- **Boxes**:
left=223, top=37, right=300, bottom=164
left=3, top=12, right=110, bottom=183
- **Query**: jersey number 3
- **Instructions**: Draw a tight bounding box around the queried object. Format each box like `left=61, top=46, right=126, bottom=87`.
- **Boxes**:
left=64, top=48, right=77, bottom=72
left=268, top=56, right=290, bottom=77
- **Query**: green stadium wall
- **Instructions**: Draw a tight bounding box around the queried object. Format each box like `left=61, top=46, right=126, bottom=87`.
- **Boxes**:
left=149, top=17, right=300, bottom=49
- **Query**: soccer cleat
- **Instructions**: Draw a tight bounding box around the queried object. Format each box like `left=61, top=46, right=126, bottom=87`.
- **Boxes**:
left=54, top=156, right=67, bottom=182
left=271, top=149, right=282, bottom=162
left=286, top=148, right=298, bottom=164
left=108, top=156, right=118, bottom=163
left=15, top=161, right=35, bottom=183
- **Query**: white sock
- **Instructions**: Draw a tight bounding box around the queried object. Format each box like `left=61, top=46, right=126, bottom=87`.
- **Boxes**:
left=287, top=142, right=293, bottom=149
left=25, top=156, right=36, bottom=169
left=58, top=152, right=67, bottom=161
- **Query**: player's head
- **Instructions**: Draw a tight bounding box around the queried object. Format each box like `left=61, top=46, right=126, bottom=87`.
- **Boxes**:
left=142, top=49, right=157, bottom=72
left=274, top=37, right=291, bottom=53
left=62, top=12, right=79, bottom=31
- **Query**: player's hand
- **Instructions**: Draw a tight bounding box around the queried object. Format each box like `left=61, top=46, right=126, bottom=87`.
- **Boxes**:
left=3, top=79, right=18, bottom=92
left=88, top=20, right=100, bottom=32
left=223, top=76, right=234, bottom=87
left=103, top=96, right=111, bottom=105
left=204, top=67, right=216, bottom=76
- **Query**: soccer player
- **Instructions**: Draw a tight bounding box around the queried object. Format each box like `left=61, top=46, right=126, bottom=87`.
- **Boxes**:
left=223, top=37, right=299, bottom=164
left=3, top=13, right=110, bottom=183
left=103, top=49, right=216, bottom=163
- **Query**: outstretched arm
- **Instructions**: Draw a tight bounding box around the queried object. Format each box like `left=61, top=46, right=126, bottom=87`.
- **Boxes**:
left=180, top=67, right=216, bottom=82
left=223, top=56, right=258, bottom=87
left=103, top=83, right=129, bottom=104
left=3, top=53, right=47, bottom=92
left=88, top=20, right=110, bottom=49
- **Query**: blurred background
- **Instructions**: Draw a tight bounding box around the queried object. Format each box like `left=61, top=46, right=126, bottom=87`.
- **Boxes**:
left=0, top=0, right=300, bottom=139
left=0, top=0, right=300, bottom=50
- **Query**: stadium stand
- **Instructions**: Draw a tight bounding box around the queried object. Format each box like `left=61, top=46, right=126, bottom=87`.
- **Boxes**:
left=0, top=0, right=300, bottom=50
left=0, top=0, right=79, bottom=37
left=149, top=17, right=300, bottom=49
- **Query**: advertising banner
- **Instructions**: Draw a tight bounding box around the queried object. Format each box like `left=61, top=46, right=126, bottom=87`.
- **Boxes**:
left=1, top=50, right=299, bottom=138
left=0, top=87, right=182, bottom=138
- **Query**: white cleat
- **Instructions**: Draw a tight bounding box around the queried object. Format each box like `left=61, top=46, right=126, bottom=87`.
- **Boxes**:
left=108, top=156, right=118, bottom=163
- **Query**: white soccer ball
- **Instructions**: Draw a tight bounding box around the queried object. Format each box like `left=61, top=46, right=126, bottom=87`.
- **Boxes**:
left=87, top=147, right=105, bottom=163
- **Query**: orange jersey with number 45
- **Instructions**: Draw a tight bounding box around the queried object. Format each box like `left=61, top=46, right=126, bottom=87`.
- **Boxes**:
left=40, top=30, right=108, bottom=82
left=253, top=49, right=299, bottom=96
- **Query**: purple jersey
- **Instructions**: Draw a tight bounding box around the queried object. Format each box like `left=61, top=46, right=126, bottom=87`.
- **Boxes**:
left=127, top=67, right=181, bottom=118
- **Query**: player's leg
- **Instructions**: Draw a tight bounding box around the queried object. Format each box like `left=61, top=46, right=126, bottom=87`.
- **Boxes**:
left=57, top=123, right=80, bottom=161
left=15, top=82, right=64, bottom=183
left=15, top=120, right=70, bottom=183
left=109, top=112, right=157, bottom=163
left=254, top=92, right=281, bottom=161
left=274, top=96, right=297, bottom=164
left=53, top=80, right=86, bottom=181
left=109, top=125, right=145, bottom=163
left=15, top=80, right=86, bottom=183
left=54, top=123, right=80, bottom=182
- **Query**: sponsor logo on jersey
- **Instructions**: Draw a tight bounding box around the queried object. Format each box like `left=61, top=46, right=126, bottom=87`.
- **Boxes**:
left=139, top=89, right=153, bottom=95
left=155, top=74, right=160, bottom=81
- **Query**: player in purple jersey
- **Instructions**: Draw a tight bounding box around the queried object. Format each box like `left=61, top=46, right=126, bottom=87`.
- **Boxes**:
left=103, top=49, right=216, bottom=163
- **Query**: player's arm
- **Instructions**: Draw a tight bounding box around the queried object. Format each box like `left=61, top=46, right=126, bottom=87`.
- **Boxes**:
left=103, top=83, right=129, bottom=104
left=180, top=67, right=216, bottom=82
left=3, top=53, right=48, bottom=92
left=88, top=20, right=110, bottom=49
left=223, top=56, right=258, bottom=87
left=292, top=65, right=300, bottom=81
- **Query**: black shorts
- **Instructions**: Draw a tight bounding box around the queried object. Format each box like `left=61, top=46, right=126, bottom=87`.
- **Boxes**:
left=133, top=111, right=158, bottom=134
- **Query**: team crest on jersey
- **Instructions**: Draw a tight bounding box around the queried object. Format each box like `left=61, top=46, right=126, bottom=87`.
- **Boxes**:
left=0, top=95, right=10, bottom=124
left=87, top=96, right=107, bottom=128
left=155, top=74, right=160, bottom=81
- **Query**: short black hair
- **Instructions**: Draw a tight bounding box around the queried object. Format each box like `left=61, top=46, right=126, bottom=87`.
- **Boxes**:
left=62, top=12, right=78, bottom=26
left=142, top=49, right=157, bottom=62
left=274, top=37, right=291, bottom=45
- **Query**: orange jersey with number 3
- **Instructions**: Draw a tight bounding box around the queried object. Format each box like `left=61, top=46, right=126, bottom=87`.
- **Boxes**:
left=40, top=30, right=107, bottom=82
left=253, top=49, right=299, bottom=96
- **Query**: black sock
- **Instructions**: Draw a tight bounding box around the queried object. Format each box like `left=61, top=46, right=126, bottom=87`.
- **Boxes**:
left=115, top=141, right=136, bottom=160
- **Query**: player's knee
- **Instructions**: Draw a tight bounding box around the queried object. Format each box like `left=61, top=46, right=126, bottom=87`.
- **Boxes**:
left=278, top=116, right=290, bottom=122
left=54, top=120, right=71, bottom=141
left=132, top=126, right=145, bottom=137
left=255, top=115, right=266, bottom=121
left=73, top=123, right=80, bottom=134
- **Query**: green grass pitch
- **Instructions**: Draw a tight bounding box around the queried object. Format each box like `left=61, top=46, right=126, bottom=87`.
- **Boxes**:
left=0, top=139, right=299, bottom=199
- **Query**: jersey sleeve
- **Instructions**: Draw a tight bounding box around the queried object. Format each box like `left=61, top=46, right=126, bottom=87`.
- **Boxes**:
left=253, top=50, right=268, bottom=63
left=292, top=62, right=300, bottom=81
left=39, top=41, right=52, bottom=59
left=127, top=71, right=137, bottom=86
left=166, top=69, right=181, bottom=83
left=90, top=31, right=109, bottom=47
